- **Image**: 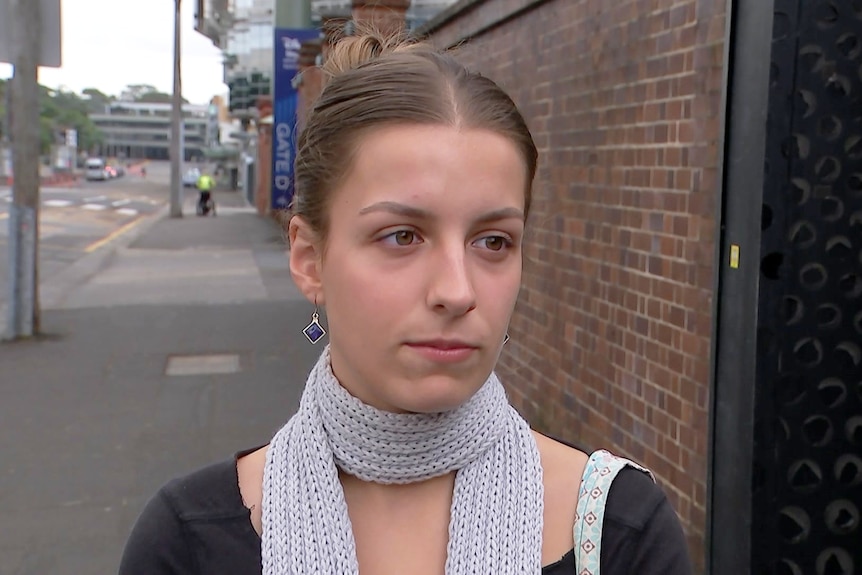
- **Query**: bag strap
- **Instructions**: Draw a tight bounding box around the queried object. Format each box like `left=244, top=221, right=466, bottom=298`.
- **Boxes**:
left=573, top=449, right=655, bottom=575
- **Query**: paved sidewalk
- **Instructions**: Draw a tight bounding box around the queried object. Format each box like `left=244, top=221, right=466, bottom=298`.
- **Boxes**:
left=0, top=190, right=321, bottom=575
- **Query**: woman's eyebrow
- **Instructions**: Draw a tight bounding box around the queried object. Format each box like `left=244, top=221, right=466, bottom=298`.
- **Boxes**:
left=358, top=201, right=524, bottom=223
left=358, top=201, right=428, bottom=219
left=474, top=207, right=525, bottom=224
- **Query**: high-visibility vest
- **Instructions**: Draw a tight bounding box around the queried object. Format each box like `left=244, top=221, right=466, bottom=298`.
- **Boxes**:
left=197, top=175, right=213, bottom=191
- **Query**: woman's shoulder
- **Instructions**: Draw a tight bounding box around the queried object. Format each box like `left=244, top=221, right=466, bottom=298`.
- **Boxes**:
left=134, top=447, right=258, bottom=531
left=552, top=442, right=692, bottom=575
left=532, top=432, right=590, bottom=490
left=159, top=454, right=248, bottom=514
left=537, top=436, right=668, bottom=524
left=601, top=464, right=693, bottom=574
left=119, top=448, right=264, bottom=575
left=603, top=462, right=664, bottom=526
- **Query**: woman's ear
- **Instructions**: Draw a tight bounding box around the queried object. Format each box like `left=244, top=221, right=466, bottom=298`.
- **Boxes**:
left=288, top=216, right=324, bottom=305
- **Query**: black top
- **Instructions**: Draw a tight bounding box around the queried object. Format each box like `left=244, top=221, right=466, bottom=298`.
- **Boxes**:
left=119, top=447, right=692, bottom=574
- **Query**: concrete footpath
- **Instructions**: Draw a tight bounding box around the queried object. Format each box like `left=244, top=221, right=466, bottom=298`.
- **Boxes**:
left=0, top=190, right=320, bottom=574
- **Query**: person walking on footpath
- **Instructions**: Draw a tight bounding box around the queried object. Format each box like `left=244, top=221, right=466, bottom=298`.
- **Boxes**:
left=119, top=27, right=693, bottom=575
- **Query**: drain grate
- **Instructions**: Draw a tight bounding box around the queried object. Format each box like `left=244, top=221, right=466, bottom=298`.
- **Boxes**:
left=165, top=354, right=241, bottom=376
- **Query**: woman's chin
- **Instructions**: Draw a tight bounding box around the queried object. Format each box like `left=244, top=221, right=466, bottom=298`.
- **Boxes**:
left=391, top=377, right=484, bottom=414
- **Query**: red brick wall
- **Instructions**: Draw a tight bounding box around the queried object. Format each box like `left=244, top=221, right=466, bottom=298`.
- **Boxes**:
left=352, top=0, right=412, bottom=35
left=256, top=124, right=272, bottom=215
left=297, top=66, right=324, bottom=135
left=423, top=0, right=728, bottom=570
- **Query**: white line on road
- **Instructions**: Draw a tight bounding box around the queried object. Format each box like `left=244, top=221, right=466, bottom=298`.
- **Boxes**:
left=82, top=204, right=107, bottom=211
left=44, top=199, right=74, bottom=208
left=116, top=208, right=139, bottom=216
left=112, top=199, right=132, bottom=207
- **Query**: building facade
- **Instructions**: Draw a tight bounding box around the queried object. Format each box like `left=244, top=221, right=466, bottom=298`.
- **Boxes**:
left=194, top=1, right=461, bottom=118
left=89, top=101, right=218, bottom=161
left=311, top=0, right=458, bottom=30
left=195, top=0, right=274, bottom=118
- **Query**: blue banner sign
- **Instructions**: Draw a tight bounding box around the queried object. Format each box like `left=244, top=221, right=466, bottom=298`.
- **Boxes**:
left=272, top=28, right=319, bottom=211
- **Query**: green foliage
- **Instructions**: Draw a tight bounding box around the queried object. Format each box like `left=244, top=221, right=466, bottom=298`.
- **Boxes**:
left=121, top=83, right=188, bottom=105
left=81, top=87, right=115, bottom=113
left=123, top=83, right=159, bottom=101
left=136, top=91, right=174, bottom=104
left=38, top=85, right=103, bottom=154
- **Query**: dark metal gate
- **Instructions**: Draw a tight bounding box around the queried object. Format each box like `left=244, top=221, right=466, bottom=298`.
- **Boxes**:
left=712, top=0, right=861, bottom=573
left=755, top=0, right=862, bottom=572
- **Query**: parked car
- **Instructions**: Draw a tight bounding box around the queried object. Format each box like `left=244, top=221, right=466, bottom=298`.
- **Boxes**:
left=182, top=168, right=201, bottom=188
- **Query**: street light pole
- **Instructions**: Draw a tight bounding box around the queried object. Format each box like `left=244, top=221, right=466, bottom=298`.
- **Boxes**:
left=5, top=0, right=42, bottom=339
left=169, top=0, right=183, bottom=217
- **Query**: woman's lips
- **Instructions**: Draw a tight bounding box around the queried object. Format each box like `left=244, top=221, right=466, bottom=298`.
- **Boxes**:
left=405, top=340, right=479, bottom=363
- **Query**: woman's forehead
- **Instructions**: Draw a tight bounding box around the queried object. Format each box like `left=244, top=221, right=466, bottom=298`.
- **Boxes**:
left=328, top=125, right=528, bottom=217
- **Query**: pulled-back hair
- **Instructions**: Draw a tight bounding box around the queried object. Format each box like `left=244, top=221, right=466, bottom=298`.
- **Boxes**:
left=291, top=27, right=538, bottom=242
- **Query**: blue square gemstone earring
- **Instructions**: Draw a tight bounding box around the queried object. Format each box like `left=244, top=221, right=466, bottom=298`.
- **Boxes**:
left=303, top=301, right=326, bottom=344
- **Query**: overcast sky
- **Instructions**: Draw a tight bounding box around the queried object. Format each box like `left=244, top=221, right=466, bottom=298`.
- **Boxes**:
left=0, top=0, right=227, bottom=104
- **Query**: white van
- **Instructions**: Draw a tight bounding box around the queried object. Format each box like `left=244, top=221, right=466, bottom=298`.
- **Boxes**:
left=85, top=158, right=107, bottom=181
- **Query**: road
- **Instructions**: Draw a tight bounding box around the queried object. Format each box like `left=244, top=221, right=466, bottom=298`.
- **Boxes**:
left=0, top=162, right=183, bottom=310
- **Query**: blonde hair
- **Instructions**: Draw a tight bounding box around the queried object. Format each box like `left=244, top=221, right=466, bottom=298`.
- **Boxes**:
left=291, top=25, right=538, bottom=241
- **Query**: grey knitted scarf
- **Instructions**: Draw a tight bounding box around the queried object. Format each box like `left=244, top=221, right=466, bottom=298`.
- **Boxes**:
left=261, top=347, right=544, bottom=574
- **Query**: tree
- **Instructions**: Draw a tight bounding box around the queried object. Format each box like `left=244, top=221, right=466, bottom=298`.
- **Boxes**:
left=38, top=86, right=103, bottom=155
left=118, top=83, right=188, bottom=105
left=81, top=87, right=114, bottom=113
left=136, top=91, right=174, bottom=104
left=121, top=83, right=159, bottom=101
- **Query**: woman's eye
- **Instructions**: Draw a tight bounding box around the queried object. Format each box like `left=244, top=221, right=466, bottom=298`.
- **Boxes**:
left=476, top=235, right=512, bottom=251
left=383, top=230, right=419, bottom=246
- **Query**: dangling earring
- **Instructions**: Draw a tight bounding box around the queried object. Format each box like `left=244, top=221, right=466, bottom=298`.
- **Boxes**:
left=303, top=297, right=326, bottom=344
left=503, top=333, right=510, bottom=345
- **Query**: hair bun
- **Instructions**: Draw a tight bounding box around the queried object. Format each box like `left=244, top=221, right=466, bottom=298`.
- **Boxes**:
left=323, top=23, right=419, bottom=78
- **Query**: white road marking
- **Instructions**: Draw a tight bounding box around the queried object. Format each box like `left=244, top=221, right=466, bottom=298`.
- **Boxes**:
left=82, top=204, right=107, bottom=211
left=116, top=208, right=139, bottom=216
left=44, top=199, right=74, bottom=208
left=112, top=199, right=131, bottom=207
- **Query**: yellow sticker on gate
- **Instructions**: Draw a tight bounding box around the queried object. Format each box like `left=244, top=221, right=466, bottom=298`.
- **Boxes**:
left=730, top=244, right=740, bottom=269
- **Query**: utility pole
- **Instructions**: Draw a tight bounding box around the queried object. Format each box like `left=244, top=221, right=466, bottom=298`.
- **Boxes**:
left=1, top=81, right=10, bottom=182
left=6, top=0, right=43, bottom=338
left=169, top=0, right=183, bottom=217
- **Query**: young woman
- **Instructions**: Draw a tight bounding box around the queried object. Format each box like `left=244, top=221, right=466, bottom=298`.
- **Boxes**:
left=119, top=30, right=692, bottom=575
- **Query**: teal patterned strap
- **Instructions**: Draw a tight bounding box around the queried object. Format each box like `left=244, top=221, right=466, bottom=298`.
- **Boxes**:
left=573, top=449, right=655, bottom=575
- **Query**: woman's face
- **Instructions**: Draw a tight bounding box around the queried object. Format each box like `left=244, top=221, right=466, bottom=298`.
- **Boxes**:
left=290, top=124, right=527, bottom=413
